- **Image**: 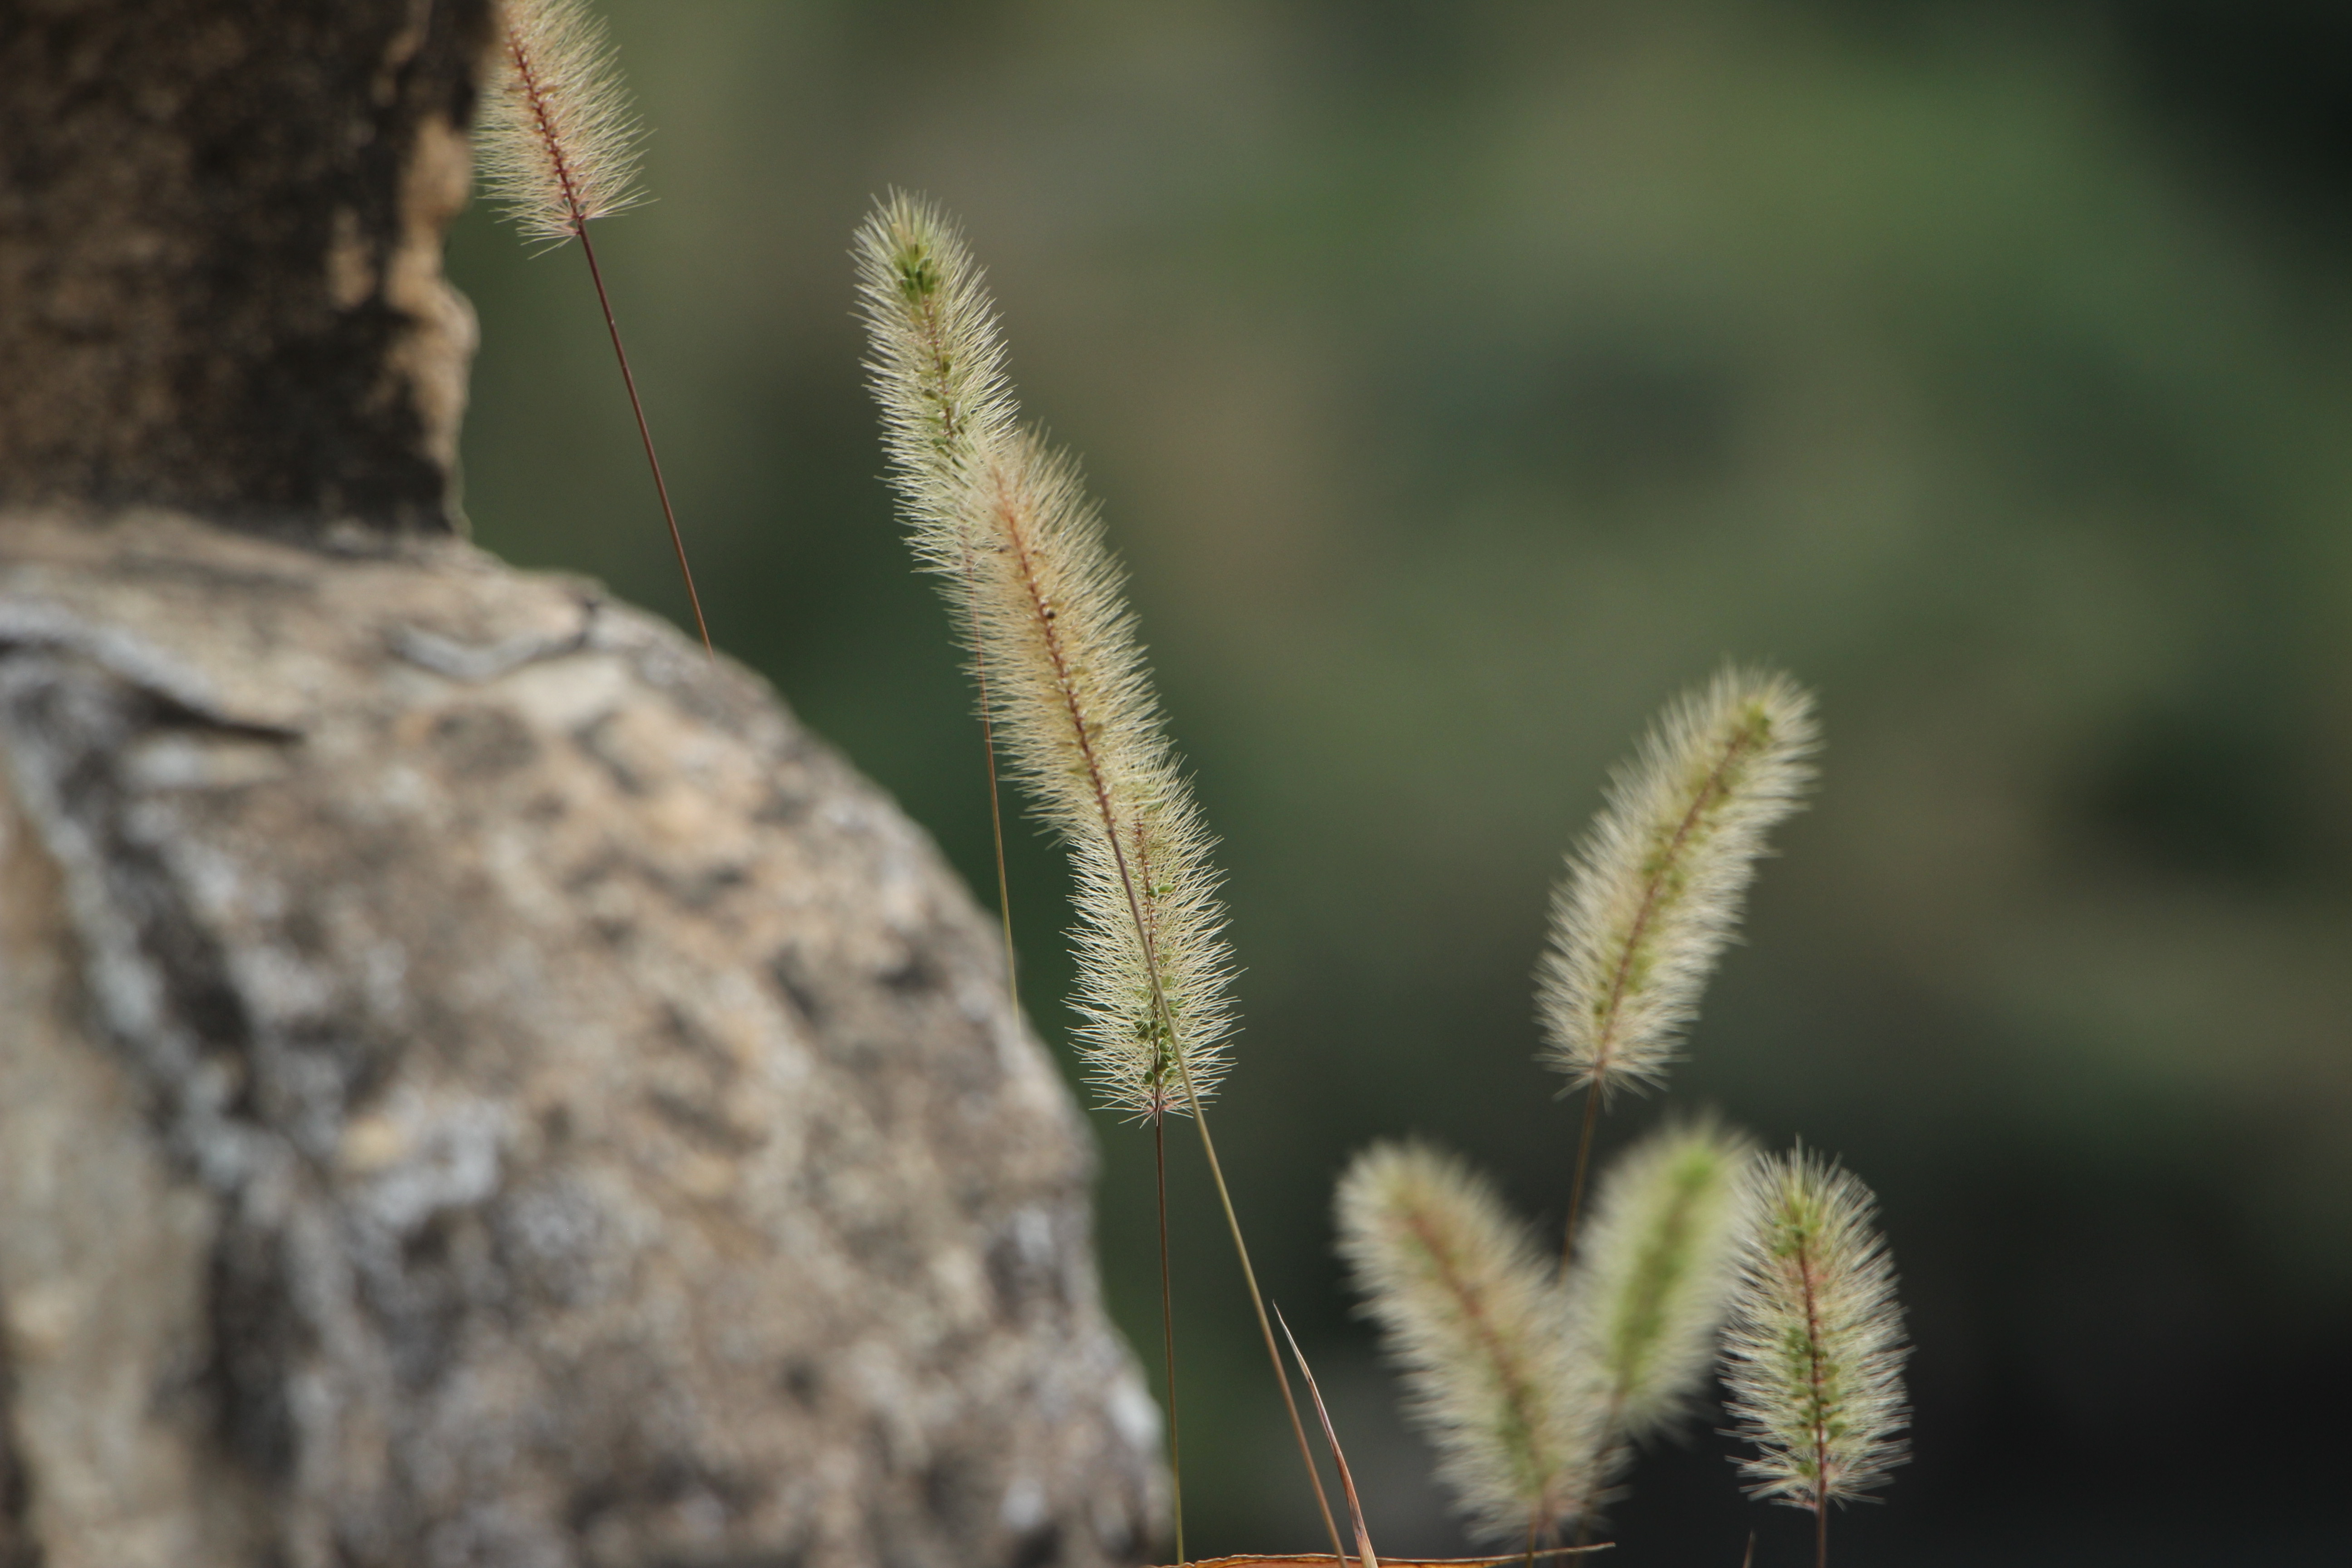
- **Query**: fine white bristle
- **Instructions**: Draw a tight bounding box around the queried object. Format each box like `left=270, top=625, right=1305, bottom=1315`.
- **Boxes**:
left=478, top=0, right=647, bottom=250
left=1719, top=1150, right=1911, bottom=1514
left=1337, top=1142, right=1602, bottom=1543
left=1537, top=667, right=1817, bottom=1100
left=855, top=196, right=1235, bottom=1121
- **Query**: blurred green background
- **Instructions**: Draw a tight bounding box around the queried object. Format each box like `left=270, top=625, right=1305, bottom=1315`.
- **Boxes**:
left=449, top=2, right=2352, bottom=1562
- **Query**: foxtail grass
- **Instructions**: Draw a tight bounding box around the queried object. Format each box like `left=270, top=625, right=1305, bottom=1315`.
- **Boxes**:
left=853, top=192, right=1025, bottom=1030
left=1561, top=1118, right=1755, bottom=1546
left=1719, top=1150, right=1910, bottom=1568
left=478, top=0, right=712, bottom=656
left=1337, top=1142, right=1603, bottom=1547
left=1338, top=673, right=1838, bottom=1559
left=855, top=198, right=1234, bottom=1123
left=1538, top=668, right=1815, bottom=1260
left=1339, top=1122, right=1757, bottom=1553
left=855, top=195, right=1336, bottom=1564
left=1568, top=1117, right=1756, bottom=1444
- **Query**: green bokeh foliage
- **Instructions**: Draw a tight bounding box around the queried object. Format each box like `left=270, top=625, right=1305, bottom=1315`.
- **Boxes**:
left=451, top=3, right=2352, bottom=1561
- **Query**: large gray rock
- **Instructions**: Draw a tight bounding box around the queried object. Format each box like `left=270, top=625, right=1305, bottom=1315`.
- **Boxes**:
left=0, top=510, right=1162, bottom=1568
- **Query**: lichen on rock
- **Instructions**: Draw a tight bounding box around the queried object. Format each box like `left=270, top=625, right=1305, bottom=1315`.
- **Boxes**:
left=0, top=510, right=1162, bottom=1568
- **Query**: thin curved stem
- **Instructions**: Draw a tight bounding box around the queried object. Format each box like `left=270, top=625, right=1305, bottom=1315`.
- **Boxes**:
left=1560, top=1088, right=1602, bottom=1269
left=1156, top=1115, right=1185, bottom=1565
left=1160, top=970, right=1344, bottom=1563
left=958, top=545, right=1020, bottom=1009
left=575, top=224, right=713, bottom=660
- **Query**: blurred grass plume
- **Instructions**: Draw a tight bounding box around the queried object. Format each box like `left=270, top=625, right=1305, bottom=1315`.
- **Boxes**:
left=1568, top=1116, right=1757, bottom=1445
left=1538, top=667, right=1817, bottom=1104
left=1720, top=1149, right=1911, bottom=1553
left=1336, top=1141, right=1604, bottom=1545
left=1338, top=675, right=1901, bottom=1560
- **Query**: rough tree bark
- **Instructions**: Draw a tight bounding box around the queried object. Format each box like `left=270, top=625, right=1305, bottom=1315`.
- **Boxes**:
left=0, top=5, right=1162, bottom=1567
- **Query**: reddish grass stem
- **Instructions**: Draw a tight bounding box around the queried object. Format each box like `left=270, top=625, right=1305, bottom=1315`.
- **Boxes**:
left=574, top=222, right=713, bottom=660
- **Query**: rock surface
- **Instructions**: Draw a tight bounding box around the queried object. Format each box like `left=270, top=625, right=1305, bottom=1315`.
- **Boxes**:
left=0, top=510, right=1162, bottom=1568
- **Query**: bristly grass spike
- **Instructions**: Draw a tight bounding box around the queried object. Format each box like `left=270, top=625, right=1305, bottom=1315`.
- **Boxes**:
left=477, top=0, right=712, bottom=657
left=856, top=194, right=1338, bottom=1563
left=1538, top=666, right=1816, bottom=1261
left=1719, top=1148, right=1911, bottom=1568
left=1337, top=1141, right=1605, bottom=1546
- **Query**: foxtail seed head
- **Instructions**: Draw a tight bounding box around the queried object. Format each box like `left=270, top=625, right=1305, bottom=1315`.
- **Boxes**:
left=479, top=0, right=647, bottom=250
left=1719, top=1150, right=1911, bottom=1513
left=853, top=193, right=1019, bottom=514
left=1537, top=667, right=1817, bottom=1101
left=1337, top=1142, right=1602, bottom=1543
left=855, top=197, right=1235, bottom=1120
left=1566, top=1117, right=1757, bottom=1441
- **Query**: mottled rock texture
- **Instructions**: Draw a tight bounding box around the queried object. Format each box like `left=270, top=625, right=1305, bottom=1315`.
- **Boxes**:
left=0, top=511, right=1163, bottom=1567
left=0, top=1, right=1160, bottom=1560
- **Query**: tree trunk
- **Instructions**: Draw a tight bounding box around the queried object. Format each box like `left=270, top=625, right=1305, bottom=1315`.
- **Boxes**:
left=0, top=5, right=1161, bottom=1567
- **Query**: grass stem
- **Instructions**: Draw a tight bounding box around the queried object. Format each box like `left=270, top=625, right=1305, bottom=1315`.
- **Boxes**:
left=1803, top=1223, right=1830, bottom=1568
left=1560, top=1088, right=1601, bottom=1267
left=1157, top=1114, right=1185, bottom=1566
left=987, top=469, right=1343, bottom=1559
left=575, top=224, right=713, bottom=660
left=1115, top=828, right=1341, bottom=1558
left=955, top=542, right=1020, bottom=1008
left=1170, top=1042, right=1345, bottom=1562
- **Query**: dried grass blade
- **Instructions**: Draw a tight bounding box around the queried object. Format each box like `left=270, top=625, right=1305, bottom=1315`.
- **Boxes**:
left=1277, top=1307, right=1380, bottom=1568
